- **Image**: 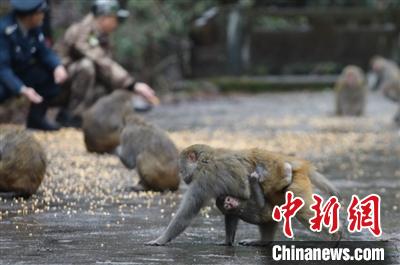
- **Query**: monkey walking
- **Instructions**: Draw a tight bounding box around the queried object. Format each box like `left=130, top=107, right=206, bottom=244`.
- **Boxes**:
left=117, top=114, right=180, bottom=192
left=146, top=144, right=339, bottom=246
left=0, top=128, right=46, bottom=198
left=82, top=90, right=136, bottom=154
left=335, top=65, right=366, bottom=116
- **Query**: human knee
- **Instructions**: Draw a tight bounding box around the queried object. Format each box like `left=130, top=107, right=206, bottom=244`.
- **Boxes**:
left=72, top=59, right=95, bottom=76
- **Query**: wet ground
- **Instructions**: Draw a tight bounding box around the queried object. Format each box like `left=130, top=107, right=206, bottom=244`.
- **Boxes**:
left=1, top=90, right=399, bottom=264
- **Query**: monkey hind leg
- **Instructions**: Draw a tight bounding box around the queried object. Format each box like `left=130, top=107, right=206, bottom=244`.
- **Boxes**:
left=218, top=214, right=239, bottom=246
left=239, top=222, right=277, bottom=247
left=136, top=152, right=179, bottom=192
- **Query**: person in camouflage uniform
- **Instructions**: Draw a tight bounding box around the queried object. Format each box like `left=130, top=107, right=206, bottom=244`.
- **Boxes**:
left=55, top=0, right=158, bottom=126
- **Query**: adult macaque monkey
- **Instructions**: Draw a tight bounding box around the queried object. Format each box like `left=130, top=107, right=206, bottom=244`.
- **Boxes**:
left=0, top=128, right=46, bottom=198
left=370, top=56, right=400, bottom=125
left=335, top=65, right=366, bottom=116
left=82, top=90, right=135, bottom=153
left=146, top=144, right=338, bottom=246
left=117, top=114, right=180, bottom=192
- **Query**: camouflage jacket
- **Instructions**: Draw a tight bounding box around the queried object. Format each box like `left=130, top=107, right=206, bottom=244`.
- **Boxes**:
left=55, top=14, right=134, bottom=89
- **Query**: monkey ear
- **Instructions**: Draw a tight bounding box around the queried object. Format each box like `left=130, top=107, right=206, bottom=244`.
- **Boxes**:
left=188, top=151, right=197, bottom=162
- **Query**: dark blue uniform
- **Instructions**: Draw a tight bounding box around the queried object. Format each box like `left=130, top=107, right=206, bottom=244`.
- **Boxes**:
left=0, top=13, right=61, bottom=103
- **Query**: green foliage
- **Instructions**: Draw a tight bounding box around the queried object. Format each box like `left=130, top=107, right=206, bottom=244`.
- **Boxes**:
left=254, top=16, right=309, bottom=31
left=114, top=0, right=218, bottom=73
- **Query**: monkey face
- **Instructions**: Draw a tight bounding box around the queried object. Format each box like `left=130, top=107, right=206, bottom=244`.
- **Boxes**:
left=179, top=144, right=213, bottom=184
left=178, top=158, right=196, bottom=185
left=178, top=149, right=199, bottom=184
left=224, top=196, right=240, bottom=210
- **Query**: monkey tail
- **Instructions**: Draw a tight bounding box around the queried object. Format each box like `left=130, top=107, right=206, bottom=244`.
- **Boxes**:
left=309, top=168, right=340, bottom=198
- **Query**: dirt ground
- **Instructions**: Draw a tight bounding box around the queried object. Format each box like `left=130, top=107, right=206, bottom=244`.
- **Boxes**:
left=0, top=90, right=399, bottom=264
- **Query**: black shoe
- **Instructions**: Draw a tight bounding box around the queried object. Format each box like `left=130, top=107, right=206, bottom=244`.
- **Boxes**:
left=27, top=102, right=60, bottom=131
left=56, top=109, right=82, bottom=128
left=27, top=118, right=60, bottom=131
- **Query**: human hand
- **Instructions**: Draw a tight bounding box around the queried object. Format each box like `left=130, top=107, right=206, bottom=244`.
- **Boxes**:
left=53, top=65, right=68, bottom=84
left=20, top=86, right=43, bottom=104
left=134, top=82, right=160, bottom=105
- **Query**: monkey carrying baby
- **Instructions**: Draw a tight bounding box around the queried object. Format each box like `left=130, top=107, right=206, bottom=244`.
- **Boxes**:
left=0, top=128, right=46, bottom=198
left=146, top=144, right=339, bottom=246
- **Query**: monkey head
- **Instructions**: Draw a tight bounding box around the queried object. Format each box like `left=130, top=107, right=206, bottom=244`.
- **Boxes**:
left=370, top=56, right=385, bottom=74
left=342, top=65, right=364, bottom=88
left=216, top=196, right=244, bottom=216
left=178, top=144, right=213, bottom=184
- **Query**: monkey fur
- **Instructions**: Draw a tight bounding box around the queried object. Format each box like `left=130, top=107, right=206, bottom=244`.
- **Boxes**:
left=82, top=90, right=135, bottom=154
left=335, top=65, right=366, bottom=116
left=117, top=114, right=180, bottom=192
left=370, top=56, right=400, bottom=125
left=146, top=144, right=339, bottom=246
left=0, top=128, right=46, bottom=198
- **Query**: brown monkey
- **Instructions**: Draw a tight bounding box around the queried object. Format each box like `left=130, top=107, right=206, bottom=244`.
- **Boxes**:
left=117, top=114, right=180, bottom=192
left=335, top=65, right=366, bottom=116
left=146, top=144, right=338, bottom=246
left=0, top=128, right=46, bottom=198
left=370, top=56, right=400, bottom=125
left=82, top=90, right=135, bottom=153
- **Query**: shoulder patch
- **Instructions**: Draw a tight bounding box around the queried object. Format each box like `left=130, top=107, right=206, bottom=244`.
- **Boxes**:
left=5, top=24, right=17, bottom=35
left=38, top=33, right=44, bottom=42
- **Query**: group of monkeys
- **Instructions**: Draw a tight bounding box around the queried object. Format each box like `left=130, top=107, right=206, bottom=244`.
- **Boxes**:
left=336, top=56, right=400, bottom=125
left=1, top=55, right=398, bottom=246
left=0, top=88, right=341, bottom=246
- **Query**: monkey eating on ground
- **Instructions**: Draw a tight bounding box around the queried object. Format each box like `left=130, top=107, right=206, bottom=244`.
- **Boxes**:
left=335, top=65, right=366, bottom=116
left=145, top=144, right=338, bottom=246
left=82, top=90, right=135, bottom=154
left=370, top=56, right=400, bottom=125
left=116, top=114, right=180, bottom=192
left=0, top=128, right=46, bottom=198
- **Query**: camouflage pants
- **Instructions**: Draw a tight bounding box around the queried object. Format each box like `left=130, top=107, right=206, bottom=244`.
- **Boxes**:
left=63, top=58, right=109, bottom=117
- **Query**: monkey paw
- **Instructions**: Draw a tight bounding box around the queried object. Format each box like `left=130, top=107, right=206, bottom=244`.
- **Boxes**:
left=145, top=239, right=166, bottom=246
left=239, top=239, right=271, bottom=247
left=216, top=241, right=233, bottom=246
left=249, top=171, right=260, bottom=180
left=224, top=196, right=239, bottom=210
left=250, top=165, right=268, bottom=182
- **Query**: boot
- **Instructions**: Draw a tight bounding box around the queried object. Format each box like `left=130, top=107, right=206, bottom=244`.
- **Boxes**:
left=55, top=108, right=82, bottom=128
left=26, top=103, right=60, bottom=131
